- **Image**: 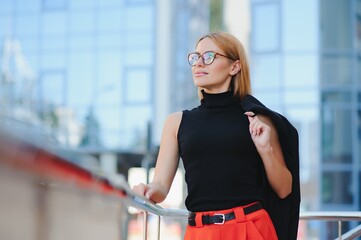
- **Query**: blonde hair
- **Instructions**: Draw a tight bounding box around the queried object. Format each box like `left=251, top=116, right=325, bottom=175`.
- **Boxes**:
left=196, top=31, right=251, bottom=99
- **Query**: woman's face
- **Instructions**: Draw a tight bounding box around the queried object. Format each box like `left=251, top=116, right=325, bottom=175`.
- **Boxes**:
left=191, top=38, right=235, bottom=93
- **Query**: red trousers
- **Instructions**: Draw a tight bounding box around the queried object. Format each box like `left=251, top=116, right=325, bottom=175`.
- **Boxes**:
left=184, top=203, right=278, bottom=240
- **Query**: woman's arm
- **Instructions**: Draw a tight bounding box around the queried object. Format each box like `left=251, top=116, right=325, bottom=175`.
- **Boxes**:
left=245, top=112, right=292, bottom=199
left=132, top=112, right=182, bottom=203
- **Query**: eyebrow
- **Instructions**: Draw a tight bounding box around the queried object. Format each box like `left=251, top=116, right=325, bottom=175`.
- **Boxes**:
left=193, top=51, right=236, bottom=61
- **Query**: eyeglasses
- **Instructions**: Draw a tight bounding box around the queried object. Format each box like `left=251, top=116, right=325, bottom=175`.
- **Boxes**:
left=187, top=51, right=235, bottom=66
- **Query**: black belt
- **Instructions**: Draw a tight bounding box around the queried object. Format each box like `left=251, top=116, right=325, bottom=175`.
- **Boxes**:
left=188, top=202, right=263, bottom=226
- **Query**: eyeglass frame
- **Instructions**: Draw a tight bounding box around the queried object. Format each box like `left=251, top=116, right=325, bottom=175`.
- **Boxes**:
left=187, top=51, right=236, bottom=66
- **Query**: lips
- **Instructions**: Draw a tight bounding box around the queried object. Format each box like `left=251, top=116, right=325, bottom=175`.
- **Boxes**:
left=194, top=71, right=208, bottom=77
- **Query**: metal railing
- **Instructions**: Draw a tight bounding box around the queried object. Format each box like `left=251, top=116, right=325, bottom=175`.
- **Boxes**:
left=1, top=124, right=360, bottom=240
left=126, top=193, right=361, bottom=240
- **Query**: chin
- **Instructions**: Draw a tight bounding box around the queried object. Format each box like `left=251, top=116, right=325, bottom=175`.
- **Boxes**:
left=193, top=79, right=209, bottom=88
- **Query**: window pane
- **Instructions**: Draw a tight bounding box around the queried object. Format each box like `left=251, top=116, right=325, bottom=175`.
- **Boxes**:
left=125, top=68, right=151, bottom=103
left=253, top=3, right=280, bottom=52
left=320, top=0, right=352, bottom=50
left=0, top=15, right=13, bottom=37
left=285, top=90, right=318, bottom=105
left=252, top=90, right=282, bottom=111
left=125, top=32, right=153, bottom=48
left=22, top=54, right=39, bottom=74
left=322, top=108, right=352, bottom=163
left=98, top=9, right=123, bottom=32
left=283, top=0, right=318, bottom=51
left=358, top=55, right=361, bottom=84
left=359, top=110, right=361, bottom=165
left=69, top=0, right=97, bottom=9
left=16, top=0, right=41, bottom=12
left=15, top=14, right=40, bottom=36
left=42, top=12, right=67, bottom=36
left=322, top=91, right=352, bottom=104
left=42, top=52, right=66, bottom=70
left=42, top=37, right=66, bottom=52
left=125, top=5, right=154, bottom=31
left=69, top=36, right=95, bottom=51
left=252, top=55, right=281, bottom=89
left=97, top=108, right=121, bottom=132
left=284, top=55, right=318, bottom=87
left=356, top=1, right=361, bottom=51
left=359, top=172, right=361, bottom=208
left=321, top=55, right=352, bottom=86
left=68, top=53, right=95, bottom=105
left=286, top=107, right=319, bottom=183
left=43, top=0, right=68, bottom=11
left=0, top=0, right=14, bottom=13
left=97, top=33, right=122, bottom=49
left=16, top=37, right=40, bottom=54
left=99, top=0, right=124, bottom=8
left=70, top=11, right=95, bottom=34
left=125, top=49, right=153, bottom=66
left=97, top=52, right=122, bottom=105
left=126, top=0, right=152, bottom=3
left=322, top=171, right=353, bottom=204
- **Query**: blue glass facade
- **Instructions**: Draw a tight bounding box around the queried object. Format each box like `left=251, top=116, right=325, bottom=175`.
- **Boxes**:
left=0, top=0, right=156, bottom=150
left=250, top=0, right=361, bottom=238
left=0, top=0, right=210, bottom=151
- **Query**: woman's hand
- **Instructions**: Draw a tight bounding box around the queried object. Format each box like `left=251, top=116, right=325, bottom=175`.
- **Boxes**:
left=244, top=111, right=272, bottom=152
left=132, top=112, right=182, bottom=204
left=245, top=111, right=292, bottom=199
left=132, top=182, right=168, bottom=203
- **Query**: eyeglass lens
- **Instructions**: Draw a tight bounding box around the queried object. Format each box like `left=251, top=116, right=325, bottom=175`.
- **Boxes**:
left=188, top=51, right=216, bottom=66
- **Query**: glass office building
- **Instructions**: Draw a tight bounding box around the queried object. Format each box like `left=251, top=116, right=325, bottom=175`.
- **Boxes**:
left=1, top=0, right=157, bottom=150
left=249, top=0, right=361, bottom=238
left=0, top=0, right=208, bottom=152
left=0, top=1, right=208, bottom=238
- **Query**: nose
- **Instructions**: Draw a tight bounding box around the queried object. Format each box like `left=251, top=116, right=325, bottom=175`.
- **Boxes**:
left=194, top=57, right=204, bottom=67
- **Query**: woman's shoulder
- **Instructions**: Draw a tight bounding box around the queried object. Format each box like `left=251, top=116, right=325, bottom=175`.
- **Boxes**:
left=167, top=111, right=183, bottom=121
left=163, top=112, right=183, bottom=137
left=164, top=112, right=183, bottom=128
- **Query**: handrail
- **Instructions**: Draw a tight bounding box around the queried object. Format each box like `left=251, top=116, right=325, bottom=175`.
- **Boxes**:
left=300, top=211, right=361, bottom=221
left=339, top=224, right=361, bottom=240
left=126, top=191, right=361, bottom=222
left=1, top=127, right=361, bottom=240
left=126, top=193, right=361, bottom=240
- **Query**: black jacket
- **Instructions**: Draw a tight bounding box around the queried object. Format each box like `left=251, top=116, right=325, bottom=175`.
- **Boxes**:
left=241, top=94, right=301, bottom=240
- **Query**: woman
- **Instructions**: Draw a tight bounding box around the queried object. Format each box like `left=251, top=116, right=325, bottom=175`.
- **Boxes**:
left=133, top=31, right=293, bottom=240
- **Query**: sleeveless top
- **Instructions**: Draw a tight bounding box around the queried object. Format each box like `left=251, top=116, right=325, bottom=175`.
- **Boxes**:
left=177, top=90, right=264, bottom=212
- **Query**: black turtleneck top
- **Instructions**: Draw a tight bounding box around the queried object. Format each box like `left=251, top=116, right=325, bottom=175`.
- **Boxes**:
left=177, top=90, right=264, bottom=212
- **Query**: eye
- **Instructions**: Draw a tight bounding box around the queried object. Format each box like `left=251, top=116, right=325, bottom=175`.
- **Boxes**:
left=188, top=53, right=200, bottom=66
left=189, top=53, right=199, bottom=61
left=202, top=52, right=215, bottom=64
left=203, top=51, right=215, bottom=60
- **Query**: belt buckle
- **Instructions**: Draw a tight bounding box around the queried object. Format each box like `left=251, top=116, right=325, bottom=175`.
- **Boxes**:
left=213, top=213, right=225, bottom=225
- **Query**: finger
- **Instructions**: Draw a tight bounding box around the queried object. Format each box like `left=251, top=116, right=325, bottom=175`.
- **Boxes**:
left=251, top=120, right=264, bottom=136
left=244, top=112, right=257, bottom=122
left=244, top=111, right=256, bottom=117
left=145, top=187, right=157, bottom=201
left=249, top=117, right=261, bottom=134
left=249, top=120, right=256, bottom=135
left=133, top=183, right=147, bottom=196
left=250, top=122, right=258, bottom=136
left=255, top=122, right=263, bottom=136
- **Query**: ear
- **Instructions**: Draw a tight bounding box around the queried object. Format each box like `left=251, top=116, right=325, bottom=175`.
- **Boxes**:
left=230, top=60, right=241, bottom=76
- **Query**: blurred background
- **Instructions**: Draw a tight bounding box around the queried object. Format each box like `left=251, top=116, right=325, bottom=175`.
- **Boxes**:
left=0, top=0, right=360, bottom=239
